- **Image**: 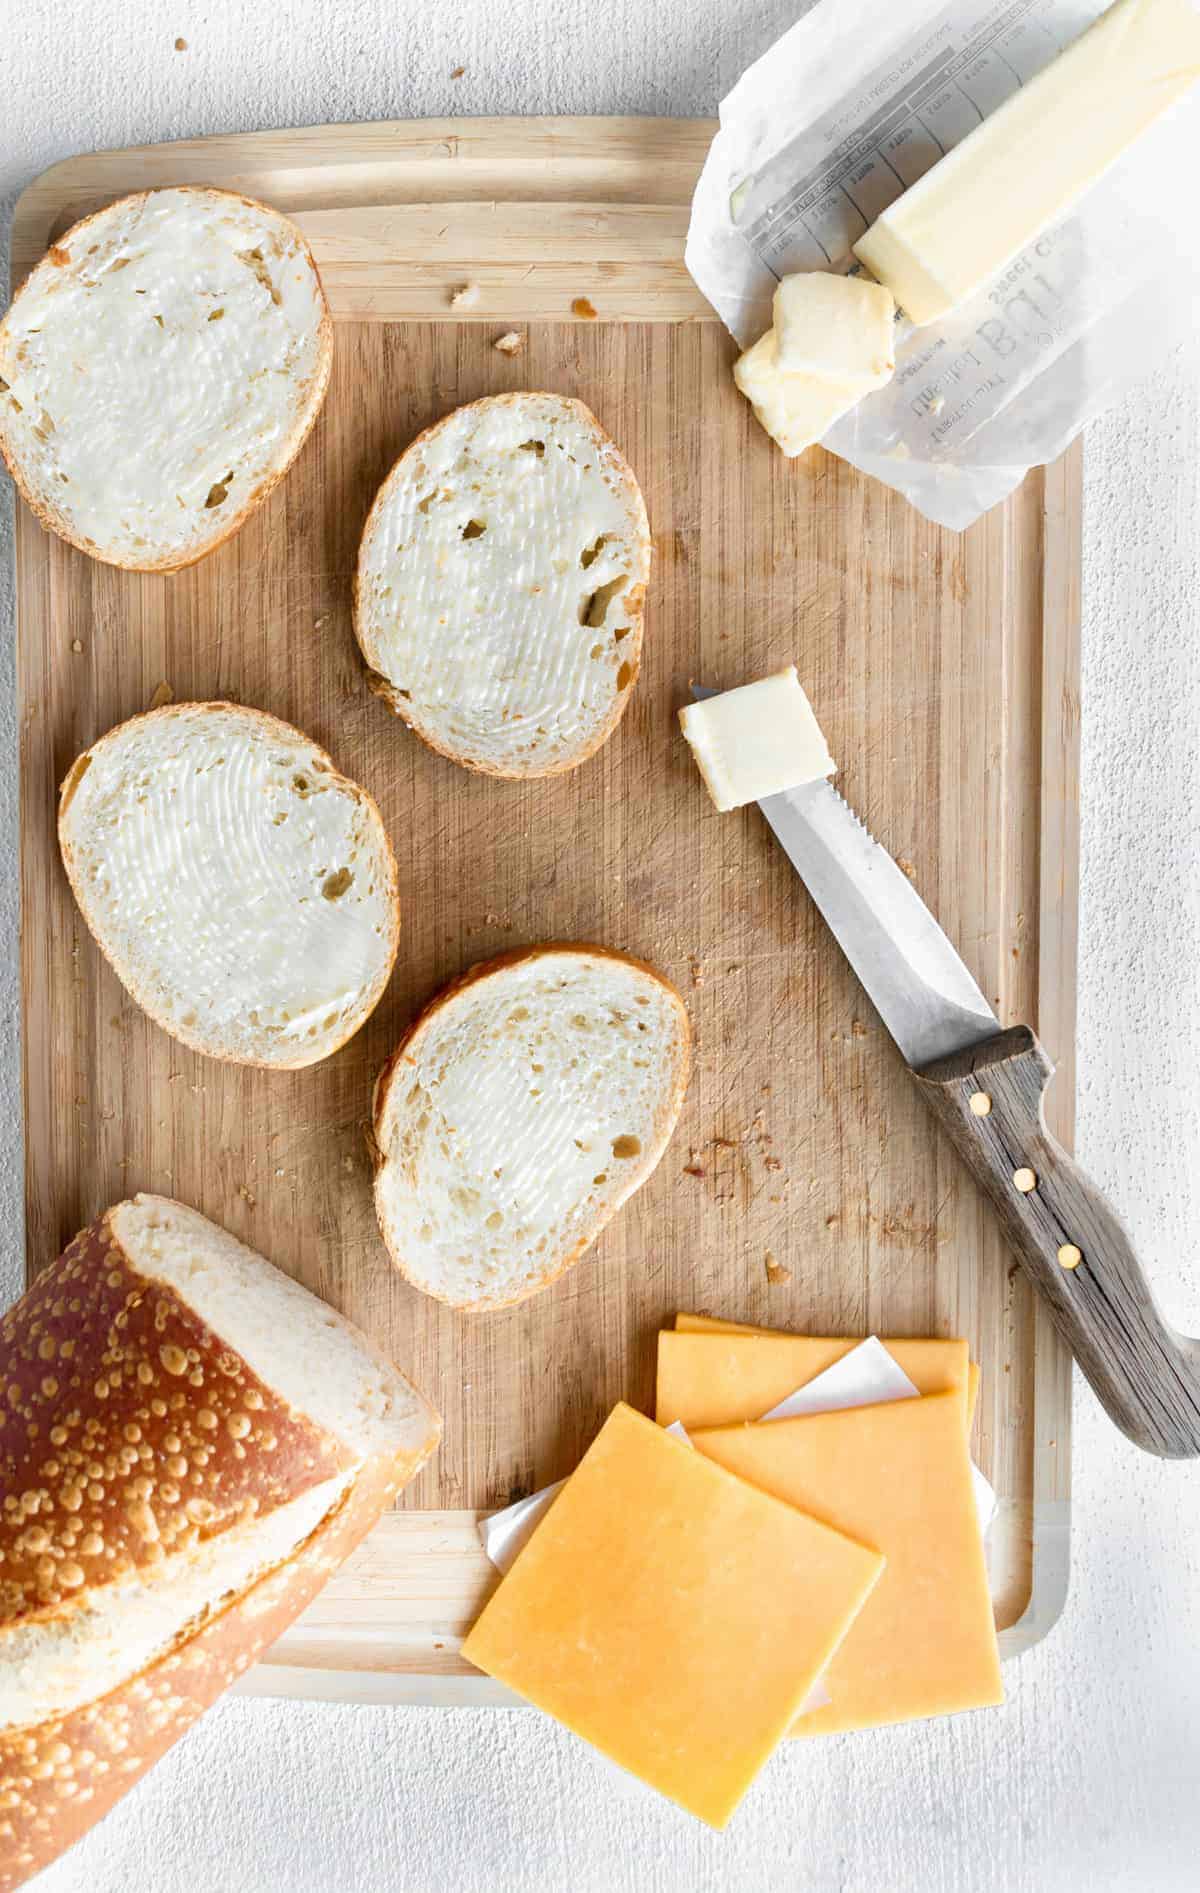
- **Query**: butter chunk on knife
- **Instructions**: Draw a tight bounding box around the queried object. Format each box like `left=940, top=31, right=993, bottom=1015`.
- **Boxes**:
left=679, top=666, right=835, bottom=810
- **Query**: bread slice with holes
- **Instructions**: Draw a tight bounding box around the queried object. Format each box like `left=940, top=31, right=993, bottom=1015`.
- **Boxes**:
left=353, top=393, right=651, bottom=778
left=372, top=945, right=691, bottom=1310
left=58, top=702, right=400, bottom=1068
left=0, top=186, right=331, bottom=572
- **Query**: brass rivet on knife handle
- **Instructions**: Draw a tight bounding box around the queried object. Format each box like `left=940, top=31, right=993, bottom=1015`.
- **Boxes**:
left=910, top=1021, right=1200, bottom=1459
left=968, top=1091, right=992, bottom=1116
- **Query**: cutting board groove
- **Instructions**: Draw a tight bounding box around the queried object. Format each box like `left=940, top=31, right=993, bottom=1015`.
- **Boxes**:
left=12, top=118, right=1076, bottom=1697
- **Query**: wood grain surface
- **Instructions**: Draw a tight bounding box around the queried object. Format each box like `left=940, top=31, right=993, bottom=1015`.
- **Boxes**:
left=12, top=119, right=1077, bottom=1688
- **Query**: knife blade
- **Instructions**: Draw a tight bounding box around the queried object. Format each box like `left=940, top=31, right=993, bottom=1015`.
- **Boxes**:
left=757, top=776, right=998, bottom=1068
left=691, top=682, right=1200, bottom=1457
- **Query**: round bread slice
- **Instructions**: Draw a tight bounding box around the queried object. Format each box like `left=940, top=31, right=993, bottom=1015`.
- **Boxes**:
left=0, top=186, right=331, bottom=571
left=59, top=702, right=400, bottom=1068
left=372, top=945, right=691, bottom=1310
left=353, top=393, right=651, bottom=778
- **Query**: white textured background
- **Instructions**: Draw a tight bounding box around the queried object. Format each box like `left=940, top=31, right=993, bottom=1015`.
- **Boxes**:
left=3, top=2, right=1199, bottom=1888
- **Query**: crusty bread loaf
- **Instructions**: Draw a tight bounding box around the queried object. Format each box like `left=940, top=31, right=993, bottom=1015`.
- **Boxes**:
left=0, top=186, right=331, bottom=572
left=353, top=393, right=651, bottom=778
left=372, top=945, right=691, bottom=1310
left=58, top=702, right=401, bottom=1068
left=0, top=1195, right=439, bottom=1890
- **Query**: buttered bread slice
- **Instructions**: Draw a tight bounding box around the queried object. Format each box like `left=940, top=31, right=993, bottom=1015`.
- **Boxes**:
left=0, top=186, right=331, bottom=571
left=354, top=393, right=650, bottom=778
left=372, top=945, right=690, bottom=1309
left=59, top=702, right=400, bottom=1068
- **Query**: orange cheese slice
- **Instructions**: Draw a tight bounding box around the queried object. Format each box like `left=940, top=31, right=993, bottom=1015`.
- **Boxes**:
left=676, top=1311, right=787, bottom=1334
left=462, top=1402, right=884, bottom=1827
left=673, top=1313, right=981, bottom=1428
left=692, top=1391, right=1003, bottom=1735
left=657, top=1328, right=972, bottom=1431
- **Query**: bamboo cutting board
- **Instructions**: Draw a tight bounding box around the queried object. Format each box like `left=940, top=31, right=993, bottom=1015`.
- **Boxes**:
left=12, top=118, right=1076, bottom=1702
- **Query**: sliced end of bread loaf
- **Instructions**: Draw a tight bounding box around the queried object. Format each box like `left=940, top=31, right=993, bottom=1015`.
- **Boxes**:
left=59, top=702, right=400, bottom=1068
left=372, top=944, right=691, bottom=1310
left=110, top=1196, right=439, bottom=1465
left=0, top=186, right=332, bottom=571
left=353, top=393, right=651, bottom=779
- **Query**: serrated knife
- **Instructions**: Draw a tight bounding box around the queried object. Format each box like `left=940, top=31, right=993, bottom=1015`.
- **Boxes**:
left=695, top=691, right=1200, bottom=1457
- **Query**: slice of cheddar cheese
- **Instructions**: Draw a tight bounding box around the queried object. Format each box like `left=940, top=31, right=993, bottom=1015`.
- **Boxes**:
left=692, top=1392, right=1003, bottom=1736
left=671, top=1313, right=981, bottom=1431
left=462, top=1401, right=884, bottom=1828
left=657, top=1327, right=971, bottom=1431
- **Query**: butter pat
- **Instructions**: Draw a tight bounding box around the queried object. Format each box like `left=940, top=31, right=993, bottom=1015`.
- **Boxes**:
left=734, top=332, right=857, bottom=452
left=749, top=380, right=861, bottom=458
left=772, top=274, right=895, bottom=388
left=853, top=0, right=1200, bottom=325
left=732, top=275, right=897, bottom=456
left=679, top=666, right=835, bottom=811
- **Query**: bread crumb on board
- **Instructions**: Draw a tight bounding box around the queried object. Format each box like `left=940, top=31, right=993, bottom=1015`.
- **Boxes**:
left=451, top=282, right=481, bottom=309
left=572, top=297, right=599, bottom=319
left=149, top=681, right=175, bottom=710
left=764, top=1251, right=792, bottom=1285
left=494, top=331, right=524, bottom=355
left=71, top=638, right=84, bottom=654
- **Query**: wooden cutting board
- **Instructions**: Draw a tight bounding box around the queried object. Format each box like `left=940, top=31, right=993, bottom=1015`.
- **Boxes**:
left=12, top=118, right=1077, bottom=1701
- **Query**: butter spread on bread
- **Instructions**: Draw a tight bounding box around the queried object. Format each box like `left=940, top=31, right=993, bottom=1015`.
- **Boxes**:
left=354, top=393, right=650, bottom=778
left=0, top=186, right=331, bottom=571
left=58, top=702, right=400, bottom=1068
left=372, top=945, right=690, bottom=1309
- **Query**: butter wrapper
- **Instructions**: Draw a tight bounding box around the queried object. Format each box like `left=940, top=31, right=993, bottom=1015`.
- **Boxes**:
left=686, top=0, right=1200, bottom=527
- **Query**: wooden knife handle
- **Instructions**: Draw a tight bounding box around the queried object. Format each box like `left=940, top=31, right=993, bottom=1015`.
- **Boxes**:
left=913, top=1024, right=1200, bottom=1459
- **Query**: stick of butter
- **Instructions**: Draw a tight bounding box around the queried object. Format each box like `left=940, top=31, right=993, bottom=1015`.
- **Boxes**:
left=772, top=274, right=895, bottom=388
left=679, top=666, right=835, bottom=811
left=853, top=0, right=1200, bottom=326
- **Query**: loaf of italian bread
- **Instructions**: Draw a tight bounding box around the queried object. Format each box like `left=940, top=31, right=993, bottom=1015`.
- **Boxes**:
left=0, top=1195, right=440, bottom=1890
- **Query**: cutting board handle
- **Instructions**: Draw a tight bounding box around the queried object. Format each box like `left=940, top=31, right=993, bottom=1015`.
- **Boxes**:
left=913, top=1025, right=1200, bottom=1459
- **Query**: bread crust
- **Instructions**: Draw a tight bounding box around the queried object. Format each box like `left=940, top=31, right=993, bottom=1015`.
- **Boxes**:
left=0, top=1204, right=440, bottom=1891
left=57, top=701, right=402, bottom=1070
left=0, top=186, right=333, bottom=574
left=352, top=393, right=650, bottom=779
left=371, top=943, right=692, bottom=1311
